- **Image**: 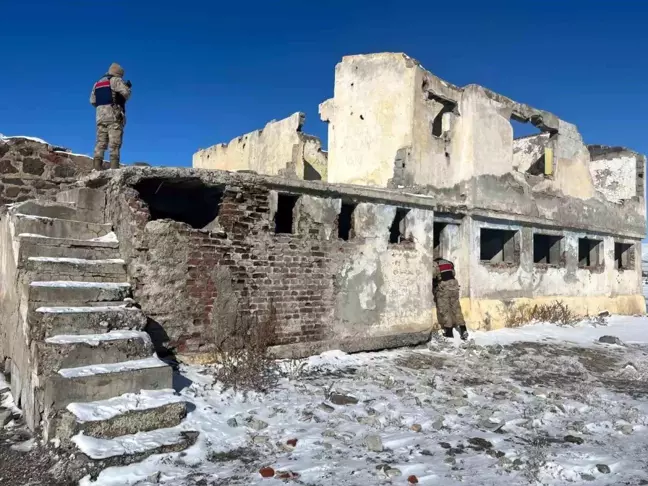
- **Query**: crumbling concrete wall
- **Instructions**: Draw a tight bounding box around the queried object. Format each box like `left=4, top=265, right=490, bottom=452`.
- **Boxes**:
left=0, top=137, right=95, bottom=205
left=97, top=168, right=440, bottom=358
left=588, top=145, right=645, bottom=203
left=193, top=113, right=328, bottom=181
left=92, top=165, right=644, bottom=359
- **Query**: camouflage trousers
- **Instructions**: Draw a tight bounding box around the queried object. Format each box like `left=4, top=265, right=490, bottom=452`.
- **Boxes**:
left=434, top=279, right=466, bottom=329
left=93, top=122, right=124, bottom=169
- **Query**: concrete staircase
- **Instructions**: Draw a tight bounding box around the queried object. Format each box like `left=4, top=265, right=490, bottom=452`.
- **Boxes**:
left=5, top=188, right=197, bottom=463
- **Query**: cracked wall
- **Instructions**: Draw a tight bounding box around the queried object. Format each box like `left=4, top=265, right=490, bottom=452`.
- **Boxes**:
left=193, top=112, right=327, bottom=181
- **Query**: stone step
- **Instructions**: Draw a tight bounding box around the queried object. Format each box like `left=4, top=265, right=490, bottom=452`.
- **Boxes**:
left=11, top=200, right=80, bottom=221
left=71, top=427, right=199, bottom=467
left=13, top=213, right=112, bottom=240
left=28, top=281, right=131, bottom=304
left=17, top=234, right=120, bottom=262
left=44, top=357, right=172, bottom=412
left=56, top=188, right=106, bottom=223
left=25, top=256, right=127, bottom=281
left=34, top=331, right=154, bottom=375
left=47, top=389, right=188, bottom=440
left=30, top=305, right=147, bottom=341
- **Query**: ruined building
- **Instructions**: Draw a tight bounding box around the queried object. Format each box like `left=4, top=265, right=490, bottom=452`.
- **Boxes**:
left=0, top=53, right=644, bottom=456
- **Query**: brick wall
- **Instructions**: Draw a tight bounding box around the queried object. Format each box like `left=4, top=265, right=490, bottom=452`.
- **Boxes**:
left=0, top=137, right=94, bottom=206
left=104, top=169, right=435, bottom=358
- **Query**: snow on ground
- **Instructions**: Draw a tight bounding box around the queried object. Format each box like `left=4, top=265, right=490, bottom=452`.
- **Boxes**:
left=83, top=316, right=648, bottom=486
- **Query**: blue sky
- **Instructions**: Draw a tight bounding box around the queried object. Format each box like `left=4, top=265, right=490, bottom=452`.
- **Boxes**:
left=1, top=1, right=647, bottom=167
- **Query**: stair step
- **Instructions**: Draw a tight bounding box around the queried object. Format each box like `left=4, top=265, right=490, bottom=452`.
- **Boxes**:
left=31, top=305, right=147, bottom=340
left=13, top=213, right=112, bottom=240
left=12, top=200, right=80, bottom=220
left=26, top=257, right=127, bottom=281
left=56, top=188, right=106, bottom=223
left=44, top=357, right=172, bottom=411
left=72, top=427, right=199, bottom=463
left=17, top=233, right=120, bottom=262
left=28, top=281, right=131, bottom=303
left=34, top=331, right=153, bottom=374
left=48, top=389, right=188, bottom=440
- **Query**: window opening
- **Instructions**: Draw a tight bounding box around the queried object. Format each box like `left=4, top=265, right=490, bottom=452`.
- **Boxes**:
left=578, top=238, right=603, bottom=268
left=338, top=203, right=356, bottom=241
left=274, top=194, right=299, bottom=234
left=480, top=228, right=518, bottom=263
left=389, top=208, right=410, bottom=244
left=533, top=234, right=563, bottom=265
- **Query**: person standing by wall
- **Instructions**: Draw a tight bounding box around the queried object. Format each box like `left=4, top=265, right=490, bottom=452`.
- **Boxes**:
left=432, top=257, right=469, bottom=340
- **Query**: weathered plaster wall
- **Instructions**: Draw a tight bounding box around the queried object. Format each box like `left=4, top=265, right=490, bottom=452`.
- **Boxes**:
left=88, top=167, right=644, bottom=358
left=589, top=145, right=645, bottom=203
left=319, top=53, right=417, bottom=187
left=193, top=113, right=327, bottom=181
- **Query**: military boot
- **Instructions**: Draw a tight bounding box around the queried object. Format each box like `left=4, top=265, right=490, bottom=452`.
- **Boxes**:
left=92, top=157, right=103, bottom=171
left=443, top=327, right=454, bottom=339
left=458, top=325, right=469, bottom=341
left=109, top=155, right=120, bottom=170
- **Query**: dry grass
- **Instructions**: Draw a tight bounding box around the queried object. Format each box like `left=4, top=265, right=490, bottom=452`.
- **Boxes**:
left=503, top=300, right=579, bottom=328
left=213, top=304, right=279, bottom=394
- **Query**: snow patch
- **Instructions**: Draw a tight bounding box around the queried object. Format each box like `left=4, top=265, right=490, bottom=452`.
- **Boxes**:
left=30, top=281, right=130, bottom=289
left=28, top=256, right=126, bottom=265
left=36, top=305, right=131, bottom=314
left=58, top=357, right=167, bottom=378
left=45, top=330, right=148, bottom=346
left=90, top=232, right=119, bottom=243
left=72, top=427, right=186, bottom=460
left=0, top=135, right=48, bottom=144
left=68, top=389, right=184, bottom=422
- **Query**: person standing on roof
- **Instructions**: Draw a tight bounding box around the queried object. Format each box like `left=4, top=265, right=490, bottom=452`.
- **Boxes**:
left=90, top=63, right=132, bottom=170
left=432, top=257, right=469, bottom=341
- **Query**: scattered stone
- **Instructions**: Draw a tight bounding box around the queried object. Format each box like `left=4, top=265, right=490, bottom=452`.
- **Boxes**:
left=478, top=409, right=493, bottom=420
left=581, top=473, right=596, bottom=481
left=439, top=442, right=451, bottom=449
left=468, top=437, right=493, bottom=450
left=486, top=449, right=506, bottom=459
left=329, top=393, right=359, bottom=405
left=444, top=456, right=456, bottom=465
left=10, top=438, right=35, bottom=452
left=246, top=417, right=269, bottom=431
left=365, top=434, right=383, bottom=452
left=619, top=424, right=634, bottom=435
left=410, top=423, right=422, bottom=433
left=598, top=310, right=610, bottom=317
left=0, top=409, right=12, bottom=426
left=386, top=467, right=402, bottom=478
left=598, top=335, right=623, bottom=345
left=322, top=442, right=333, bottom=450
left=432, top=418, right=444, bottom=430
left=318, top=403, right=335, bottom=413
left=408, top=475, right=419, bottom=484
left=259, top=467, right=275, bottom=478
left=564, top=435, right=584, bottom=445
left=286, top=438, right=298, bottom=447
left=226, top=418, right=238, bottom=428
left=421, top=449, right=434, bottom=456
left=253, top=436, right=270, bottom=444
left=596, top=464, right=611, bottom=474
left=275, top=470, right=300, bottom=480
left=446, top=448, right=465, bottom=456
left=357, top=416, right=378, bottom=426
left=322, top=429, right=337, bottom=438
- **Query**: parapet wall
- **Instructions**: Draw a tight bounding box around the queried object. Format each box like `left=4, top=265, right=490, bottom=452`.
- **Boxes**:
left=0, top=137, right=95, bottom=205
left=193, top=112, right=328, bottom=181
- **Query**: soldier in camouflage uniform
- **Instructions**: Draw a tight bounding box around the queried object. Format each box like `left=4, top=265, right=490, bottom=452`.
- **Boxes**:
left=432, top=257, right=469, bottom=340
left=90, top=63, right=132, bottom=170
